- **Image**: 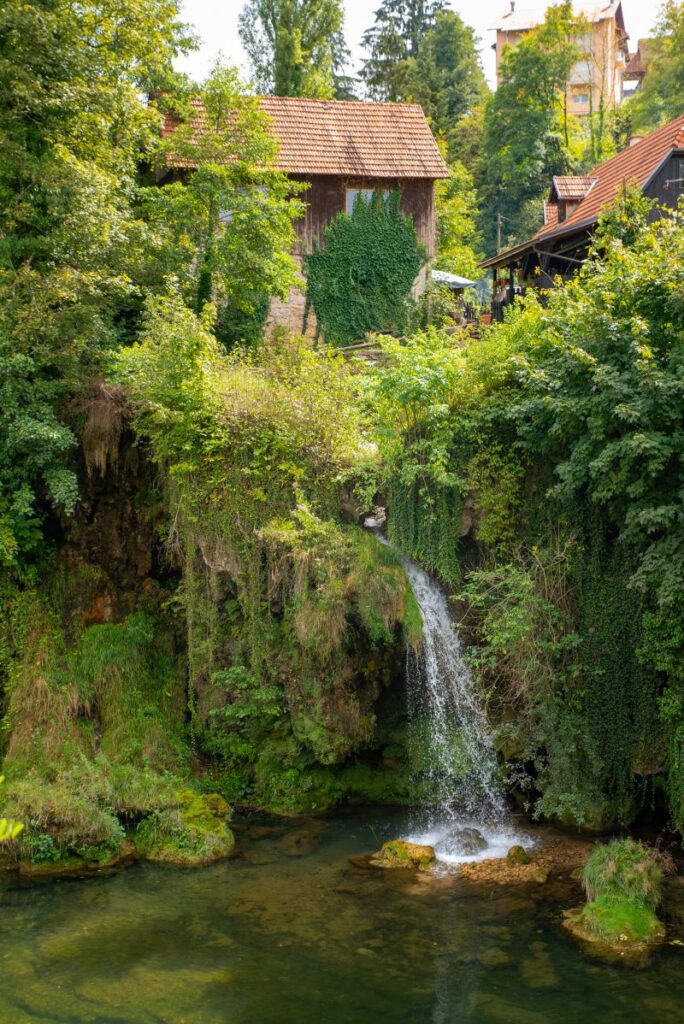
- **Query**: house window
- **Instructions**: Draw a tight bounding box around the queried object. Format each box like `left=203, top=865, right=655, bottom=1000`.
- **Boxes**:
left=572, top=93, right=590, bottom=105
left=346, top=188, right=390, bottom=216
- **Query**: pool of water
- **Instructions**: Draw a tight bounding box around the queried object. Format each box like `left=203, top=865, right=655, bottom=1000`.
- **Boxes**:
left=1, top=808, right=682, bottom=1024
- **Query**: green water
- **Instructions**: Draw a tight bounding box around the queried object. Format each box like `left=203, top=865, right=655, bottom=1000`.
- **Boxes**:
left=1, top=809, right=682, bottom=1024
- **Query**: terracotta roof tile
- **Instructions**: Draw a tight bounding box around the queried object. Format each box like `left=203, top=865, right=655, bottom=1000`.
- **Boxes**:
left=552, top=175, right=597, bottom=199
left=162, top=96, right=448, bottom=180
left=536, top=115, right=684, bottom=242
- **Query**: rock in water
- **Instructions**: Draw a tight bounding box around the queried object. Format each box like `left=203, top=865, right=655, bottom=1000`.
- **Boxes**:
left=507, top=845, right=532, bottom=865
left=369, top=839, right=436, bottom=870
left=277, top=829, right=323, bottom=857
left=446, top=827, right=488, bottom=856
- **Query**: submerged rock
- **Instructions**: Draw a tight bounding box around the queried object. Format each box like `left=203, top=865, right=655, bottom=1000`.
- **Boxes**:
left=369, top=839, right=436, bottom=870
left=277, top=828, right=324, bottom=858
left=460, top=838, right=587, bottom=886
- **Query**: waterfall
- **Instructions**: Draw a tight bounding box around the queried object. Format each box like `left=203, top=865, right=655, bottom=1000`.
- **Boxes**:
left=377, top=534, right=527, bottom=865
left=402, top=553, right=505, bottom=826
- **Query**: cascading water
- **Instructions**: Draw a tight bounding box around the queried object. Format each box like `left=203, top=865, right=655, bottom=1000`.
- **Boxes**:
left=402, top=553, right=505, bottom=825
left=376, top=533, right=529, bottom=866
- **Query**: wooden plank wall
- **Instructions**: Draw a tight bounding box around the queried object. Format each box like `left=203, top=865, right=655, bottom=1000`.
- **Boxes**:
left=290, top=175, right=436, bottom=257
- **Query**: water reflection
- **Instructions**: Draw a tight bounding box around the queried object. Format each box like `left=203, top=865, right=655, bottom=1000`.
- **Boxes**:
left=0, top=810, right=682, bottom=1024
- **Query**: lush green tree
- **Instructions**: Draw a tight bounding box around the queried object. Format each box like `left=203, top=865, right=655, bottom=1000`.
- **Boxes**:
left=238, top=0, right=350, bottom=98
left=435, top=160, right=482, bottom=280
left=405, top=12, right=488, bottom=150
left=479, top=1, right=579, bottom=254
left=144, top=66, right=304, bottom=346
left=629, top=1, right=684, bottom=132
left=360, top=0, right=446, bottom=101
left=0, top=0, right=189, bottom=563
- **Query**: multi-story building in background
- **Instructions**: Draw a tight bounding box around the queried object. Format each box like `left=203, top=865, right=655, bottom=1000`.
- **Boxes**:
left=490, top=1, right=630, bottom=117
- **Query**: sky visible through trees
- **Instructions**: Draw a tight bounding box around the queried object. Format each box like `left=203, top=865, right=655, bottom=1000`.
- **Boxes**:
left=178, top=0, right=658, bottom=89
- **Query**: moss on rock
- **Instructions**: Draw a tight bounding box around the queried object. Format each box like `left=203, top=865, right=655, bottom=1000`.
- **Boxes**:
left=369, top=839, right=436, bottom=870
left=134, top=792, right=235, bottom=866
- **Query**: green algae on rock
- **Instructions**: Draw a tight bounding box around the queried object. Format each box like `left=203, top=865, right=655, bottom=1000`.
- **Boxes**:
left=369, top=839, right=436, bottom=870
left=507, top=845, right=532, bottom=865
left=134, top=792, right=235, bottom=866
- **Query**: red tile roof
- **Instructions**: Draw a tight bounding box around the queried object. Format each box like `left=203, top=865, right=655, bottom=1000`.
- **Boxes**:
left=552, top=175, right=597, bottom=200
left=162, top=96, right=448, bottom=180
left=536, top=115, right=684, bottom=242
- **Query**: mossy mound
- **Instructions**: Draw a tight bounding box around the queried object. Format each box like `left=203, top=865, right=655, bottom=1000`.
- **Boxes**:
left=17, top=840, right=136, bottom=878
left=563, top=838, right=666, bottom=954
left=134, top=792, right=235, bottom=866
left=564, top=895, right=665, bottom=948
left=369, top=839, right=436, bottom=870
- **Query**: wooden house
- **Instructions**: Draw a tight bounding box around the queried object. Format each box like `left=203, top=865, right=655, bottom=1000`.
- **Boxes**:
left=161, top=96, right=448, bottom=334
left=482, top=114, right=684, bottom=315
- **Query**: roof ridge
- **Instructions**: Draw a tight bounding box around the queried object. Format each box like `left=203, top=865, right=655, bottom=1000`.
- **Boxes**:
left=259, top=95, right=426, bottom=113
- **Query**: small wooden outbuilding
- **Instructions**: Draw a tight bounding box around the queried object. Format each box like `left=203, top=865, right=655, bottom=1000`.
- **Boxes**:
left=162, top=96, right=448, bottom=334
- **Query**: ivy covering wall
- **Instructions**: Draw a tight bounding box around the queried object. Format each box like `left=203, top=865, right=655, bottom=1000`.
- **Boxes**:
left=305, top=189, right=425, bottom=346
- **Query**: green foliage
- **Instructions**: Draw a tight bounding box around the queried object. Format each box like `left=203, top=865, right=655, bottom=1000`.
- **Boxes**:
left=404, top=11, right=489, bottom=148
left=582, top=838, right=663, bottom=910
left=628, top=2, right=684, bottom=132
left=134, top=791, right=235, bottom=865
left=576, top=839, right=665, bottom=946
left=360, top=0, right=446, bottom=101
left=305, top=190, right=425, bottom=346
left=435, top=160, right=483, bottom=281
left=480, top=0, right=579, bottom=252
left=238, top=0, right=350, bottom=98
left=115, top=300, right=416, bottom=788
left=146, top=65, right=304, bottom=346
left=0, top=777, right=23, bottom=844
left=0, top=0, right=189, bottom=563
left=577, top=894, right=665, bottom=945
left=374, top=193, right=684, bottom=834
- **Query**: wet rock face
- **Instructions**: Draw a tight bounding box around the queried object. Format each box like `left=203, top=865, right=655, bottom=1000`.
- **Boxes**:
left=369, top=839, right=436, bottom=870
left=446, top=827, right=487, bottom=856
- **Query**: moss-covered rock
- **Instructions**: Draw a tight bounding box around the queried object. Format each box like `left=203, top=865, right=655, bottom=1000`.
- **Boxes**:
left=564, top=896, right=665, bottom=950
left=563, top=839, right=666, bottom=954
left=134, top=791, right=235, bottom=866
left=507, top=845, right=532, bottom=865
left=369, top=839, right=436, bottom=870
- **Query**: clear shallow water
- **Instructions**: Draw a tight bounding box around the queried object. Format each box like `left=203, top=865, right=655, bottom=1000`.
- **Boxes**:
left=1, top=809, right=682, bottom=1024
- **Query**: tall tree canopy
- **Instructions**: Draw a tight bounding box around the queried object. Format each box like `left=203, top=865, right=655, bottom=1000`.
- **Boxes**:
left=629, top=1, right=684, bottom=132
left=0, top=0, right=189, bottom=564
left=360, top=0, right=446, bottom=101
left=147, top=67, right=303, bottom=345
left=405, top=11, right=489, bottom=151
left=238, top=0, right=350, bottom=98
left=479, top=0, right=579, bottom=254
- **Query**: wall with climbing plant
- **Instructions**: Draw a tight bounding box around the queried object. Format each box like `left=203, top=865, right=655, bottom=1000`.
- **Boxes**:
left=305, top=189, right=425, bottom=346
